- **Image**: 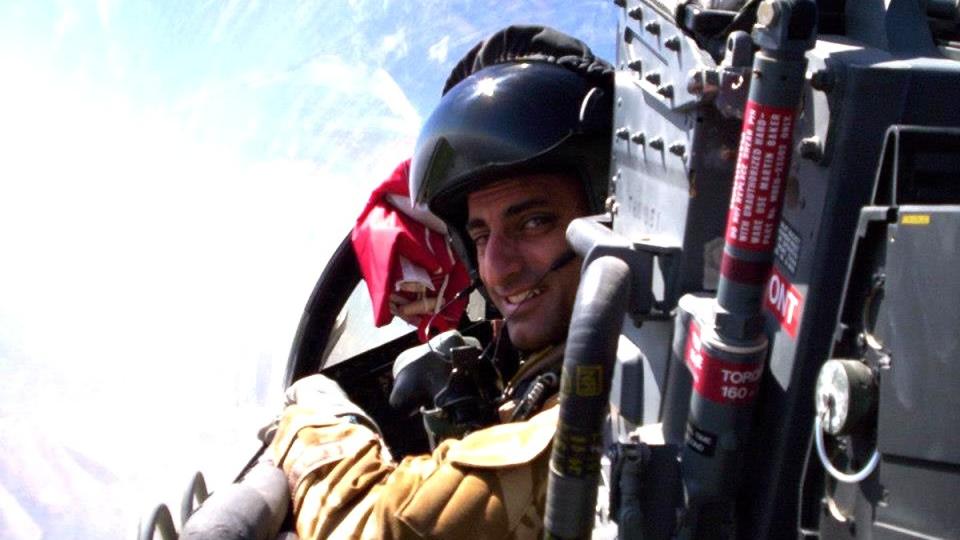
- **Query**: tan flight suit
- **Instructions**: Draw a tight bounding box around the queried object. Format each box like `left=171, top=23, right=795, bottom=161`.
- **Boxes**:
left=269, top=345, right=563, bottom=539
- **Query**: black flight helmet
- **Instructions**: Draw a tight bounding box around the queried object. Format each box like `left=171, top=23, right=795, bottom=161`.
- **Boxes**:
left=409, top=25, right=614, bottom=273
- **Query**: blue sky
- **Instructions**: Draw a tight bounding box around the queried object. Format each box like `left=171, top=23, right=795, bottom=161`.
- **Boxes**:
left=0, top=1, right=617, bottom=537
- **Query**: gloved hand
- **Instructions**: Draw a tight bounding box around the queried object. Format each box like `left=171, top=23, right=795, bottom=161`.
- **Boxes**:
left=389, top=281, right=440, bottom=326
left=258, top=374, right=375, bottom=445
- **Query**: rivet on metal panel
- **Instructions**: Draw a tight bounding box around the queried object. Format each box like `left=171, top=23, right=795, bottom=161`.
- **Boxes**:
left=644, top=72, right=661, bottom=85
left=616, top=127, right=632, bottom=140
left=664, top=36, right=681, bottom=51
left=799, top=137, right=823, bottom=161
left=687, top=71, right=705, bottom=95
left=628, top=60, right=643, bottom=72
left=631, top=132, right=646, bottom=145
left=628, top=6, right=643, bottom=20
left=649, top=137, right=664, bottom=151
left=656, top=84, right=674, bottom=98
left=606, top=195, right=619, bottom=215
left=669, top=142, right=686, bottom=157
left=644, top=21, right=661, bottom=35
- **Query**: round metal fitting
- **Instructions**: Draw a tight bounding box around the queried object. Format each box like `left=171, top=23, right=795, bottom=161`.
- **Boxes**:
left=757, top=1, right=780, bottom=27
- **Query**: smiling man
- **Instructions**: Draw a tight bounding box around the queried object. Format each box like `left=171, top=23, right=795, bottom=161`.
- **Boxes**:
left=268, top=26, right=614, bottom=539
left=465, top=173, right=588, bottom=351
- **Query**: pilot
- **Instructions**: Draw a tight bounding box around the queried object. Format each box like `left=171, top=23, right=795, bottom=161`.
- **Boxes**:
left=268, top=25, right=613, bottom=539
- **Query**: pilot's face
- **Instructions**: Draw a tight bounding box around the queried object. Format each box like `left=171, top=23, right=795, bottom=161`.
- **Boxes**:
left=466, top=173, right=588, bottom=352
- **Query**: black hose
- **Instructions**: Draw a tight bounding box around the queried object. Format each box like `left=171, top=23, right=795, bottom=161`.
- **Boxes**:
left=544, top=255, right=631, bottom=539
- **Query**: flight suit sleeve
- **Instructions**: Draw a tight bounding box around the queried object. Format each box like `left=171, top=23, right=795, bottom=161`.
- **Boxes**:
left=269, top=403, right=558, bottom=540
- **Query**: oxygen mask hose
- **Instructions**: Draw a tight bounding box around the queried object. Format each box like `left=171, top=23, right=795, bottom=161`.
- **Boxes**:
left=544, top=255, right=631, bottom=540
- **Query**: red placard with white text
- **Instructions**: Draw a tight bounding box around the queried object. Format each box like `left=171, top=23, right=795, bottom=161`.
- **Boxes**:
left=725, top=101, right=796, bottom=252
left=685, top=321, right=764, bottom=405
left=764, top=266, right=804, bottom=337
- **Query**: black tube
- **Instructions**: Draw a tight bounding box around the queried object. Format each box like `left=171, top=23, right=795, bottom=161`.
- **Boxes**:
left=544, top=255, right=631, bottom=539
left=180, top=463, right=289, bottom=540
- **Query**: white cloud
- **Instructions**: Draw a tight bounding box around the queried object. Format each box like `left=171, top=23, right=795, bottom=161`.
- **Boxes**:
left=96, top=0, right=114, bottom=30
left=306, top=55, right=367, bottom=91
left=428, top=35, right=450, bottom=64
left=54, top=2, right=77, bottom=43
left=0, top=45, right=420, bottom=414
left=0, top=480, right=41, bottom=539
left=379, top=27, right=409, bottom=61
left=303, top=55, right=420, bottom=131
left=210, top=0, right=242, bottom=43
left=370, top=68, right=421, bottom=128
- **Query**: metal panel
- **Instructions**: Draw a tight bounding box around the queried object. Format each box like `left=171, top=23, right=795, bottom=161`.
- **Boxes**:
left=876, top=206, right=960, bottom=466
left=613, top=0, right=739, bottom=306
left=609, top=0, right=740, bottom=434
left=742, top=43, right=960, bottom=538
left=874, top=457, right=960, bottom=539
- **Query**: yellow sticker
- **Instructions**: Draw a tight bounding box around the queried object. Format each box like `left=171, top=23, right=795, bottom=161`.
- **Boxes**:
left=901, top=214, right=930, bottom=225
left=575, top=366, right=602, bottom=397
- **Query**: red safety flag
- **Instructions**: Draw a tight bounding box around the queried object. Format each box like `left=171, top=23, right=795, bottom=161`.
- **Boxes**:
left=351, top=159, right=470, bottom=342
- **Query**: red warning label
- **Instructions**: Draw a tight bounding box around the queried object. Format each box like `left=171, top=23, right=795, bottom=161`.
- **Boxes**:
left=725, top=101, right=795, bottom=252
left=764, top=266, right=804, bottom=338
left=685, top=321, right=763, bottom=405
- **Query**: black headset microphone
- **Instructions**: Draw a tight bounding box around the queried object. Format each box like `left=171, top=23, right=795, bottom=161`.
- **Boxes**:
left=423, top=248, right=578, bottom=348
left=438, top=249, right=577, bottom=311
left=546, top=249, right=577, bottom=274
